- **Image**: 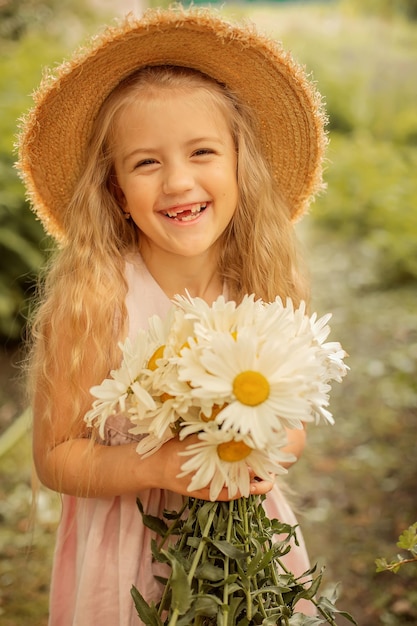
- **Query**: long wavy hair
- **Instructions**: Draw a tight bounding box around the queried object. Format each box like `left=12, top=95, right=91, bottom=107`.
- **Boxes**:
left=27, top=65, right=309, bottom=434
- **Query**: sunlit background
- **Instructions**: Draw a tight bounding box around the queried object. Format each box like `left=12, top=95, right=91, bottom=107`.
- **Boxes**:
left=1, top=0, right=416, bottom=624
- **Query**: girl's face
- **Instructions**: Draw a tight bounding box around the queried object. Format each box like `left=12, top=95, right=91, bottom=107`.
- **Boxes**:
left=112, top=89, right=238, bottom=263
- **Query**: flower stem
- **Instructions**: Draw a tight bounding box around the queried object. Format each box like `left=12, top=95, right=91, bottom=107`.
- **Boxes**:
left=221, top=500, right=234, bottom=626
left=315, top=603, right=339, bottom=626
left=167, top=503, right=217, bottom=626
left=187, top=504, right=217, bottom=583
left=157, top=497, right=190, bottom=552
left=157, top=498, right=196, bottom=618
left=238, top=497, right=253, bottom=622
left=255, top=500, right=284, bottom=591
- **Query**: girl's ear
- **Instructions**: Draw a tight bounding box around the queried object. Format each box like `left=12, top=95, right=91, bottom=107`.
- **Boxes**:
left=108, top=172, right=127, bottom=208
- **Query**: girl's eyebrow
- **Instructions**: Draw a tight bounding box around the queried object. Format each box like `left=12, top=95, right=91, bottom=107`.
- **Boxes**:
left=122, top=147, right=156, bottom=165
left=185, top=136, right=224, bottom=146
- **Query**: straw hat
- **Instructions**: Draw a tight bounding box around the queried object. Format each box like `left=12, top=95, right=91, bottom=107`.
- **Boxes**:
left=17, top=6, right=327, bottom=242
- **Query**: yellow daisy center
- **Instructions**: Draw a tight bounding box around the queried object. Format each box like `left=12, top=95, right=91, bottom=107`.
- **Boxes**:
left=217, top=440, right=252, bottom=462
left=148, top=345, right=165, bottom=371
left=160, top=392, right=174, bottom=403
left=233, top=370, right=270, bottom=406
left=201, top=403, right=227, bottom=423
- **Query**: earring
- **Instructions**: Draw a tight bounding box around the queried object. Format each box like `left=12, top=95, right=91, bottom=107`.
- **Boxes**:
left=123, top=212, right=131, bottom=220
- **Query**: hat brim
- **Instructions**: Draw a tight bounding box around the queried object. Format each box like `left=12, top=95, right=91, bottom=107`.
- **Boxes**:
left=17, top=7, right=327, bottom=241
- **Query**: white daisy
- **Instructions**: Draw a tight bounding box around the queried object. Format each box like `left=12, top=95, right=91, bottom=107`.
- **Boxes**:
left=178, top=429, right=291, bottom=501
left=177, top=327, right=321, bottom=449
left=308, top=310, right=332, bottom=344
left=178, top=404, right=229, bottom=440
left=255, top=296, right=302, bottom=343
left=85, top=331, right=156, bottom=438
left=131, top=417, right=175, bottom=458
left=166, top=306, right=198, bottom=354
left=295, top=306, right=349, bottom=384
left=173, top=292, right=263, bottom=339
left=129, top=383, right=190, bottom=439
left=84, top=292, right=348, bottom=491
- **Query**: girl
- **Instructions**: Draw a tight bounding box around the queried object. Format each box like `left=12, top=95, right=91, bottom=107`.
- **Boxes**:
left=18, top=7, right=327, bottom=625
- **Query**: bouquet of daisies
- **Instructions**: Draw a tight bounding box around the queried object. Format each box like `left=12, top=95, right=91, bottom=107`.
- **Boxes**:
left=85, top=294, right=352, bottom=626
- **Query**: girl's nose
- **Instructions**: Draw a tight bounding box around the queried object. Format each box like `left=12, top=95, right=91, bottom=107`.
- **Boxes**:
left=162, top=162, right=194, bottom=195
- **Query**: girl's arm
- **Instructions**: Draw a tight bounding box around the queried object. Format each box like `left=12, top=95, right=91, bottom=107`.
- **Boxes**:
left=32, top=381, right=276, bottom=501
left=32, top=338, right=305, bottom=500
left=33, top=424, right=276, bottom=501
left=33, top=405, right=306, bottom=501
left=282, top=426, right=306, bottom=468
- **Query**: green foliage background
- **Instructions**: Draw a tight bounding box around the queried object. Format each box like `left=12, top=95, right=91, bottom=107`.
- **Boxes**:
left=256, top=2, right=417, bottom=288
left=0, top=0, right=99, bottom=340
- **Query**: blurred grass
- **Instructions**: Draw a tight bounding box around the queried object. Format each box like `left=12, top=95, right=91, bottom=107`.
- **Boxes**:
left=0, top=430, right=60, bottom=626
left=290, top=229, right=417, bottom=625
left=249, top=3, right=417, bottom=141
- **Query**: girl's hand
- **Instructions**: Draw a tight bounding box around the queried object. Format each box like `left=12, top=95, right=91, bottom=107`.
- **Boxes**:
left=148, top=435, right=275, bottom=501
left=176, top=469, right=275, bottom=502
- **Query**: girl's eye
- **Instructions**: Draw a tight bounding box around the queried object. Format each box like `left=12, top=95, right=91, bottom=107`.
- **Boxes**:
left=193, top=148, right=215, bottom=157
left=134, top=158, right=158, bottom=169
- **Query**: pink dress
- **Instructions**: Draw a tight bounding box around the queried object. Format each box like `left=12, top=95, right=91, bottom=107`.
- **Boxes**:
left=48, top=254, right=313, bottom=625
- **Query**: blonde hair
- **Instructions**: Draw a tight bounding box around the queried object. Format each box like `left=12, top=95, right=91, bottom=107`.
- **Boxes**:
left=27, top=65, right=309, bottom=434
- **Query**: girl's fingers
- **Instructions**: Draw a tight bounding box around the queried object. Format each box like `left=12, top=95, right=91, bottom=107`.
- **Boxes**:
left=250, top=478, right=274, bottom=495
left=184, top=475, right=275, bottom=501
left=248, top=468, right=275, bottom=495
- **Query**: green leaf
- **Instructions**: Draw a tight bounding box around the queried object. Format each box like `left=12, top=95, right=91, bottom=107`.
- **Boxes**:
left=194, top=594, right=222, bottom=617
left=245, top=539, right=264, bottom=577
left=130, top=586, right=163, bottom=626
left=166, top=553, right=192, bottom=615
left=227, top=596, right=245, bottom=625
left=397, top=522, right=417, bottom=554
left=263, top=615, right=288, bottom=626
left=163, top=507, right=185, bottom=521
left=150, top=538, right=168, bottom=564
left=224, top=580, right=244, bottom=595
left=375, top=555, right=409, bottom=574
left=269, top=519, right=298, bottom=536
left=251, top=584, right=292, bottom=598
left=186, top=536, right=201, bottom=549
left=196, top=500, right=218, bottom=533
left=194, top=561, right=225, bottom=581
left=293, top=571, right=323, bottom=602
left=176, top=610, right=197, bottom=626
left=288, top=614, right=324, bottom=625
left=210, top=539, right=247, bottom=560
left=375, top=557, right=389, bottom=572
left=246, top=539, right=290, bottom=577
left=317, top=595, right=358, bottom=625
left=136, top=497, right=169, bottom=536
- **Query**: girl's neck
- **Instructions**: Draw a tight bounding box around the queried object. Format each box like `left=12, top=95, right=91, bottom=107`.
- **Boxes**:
left=139, top=243, right=223, bottom=303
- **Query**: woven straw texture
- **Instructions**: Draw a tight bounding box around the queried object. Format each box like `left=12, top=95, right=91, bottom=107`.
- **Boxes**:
left=17, top=6, right=327, bottom=242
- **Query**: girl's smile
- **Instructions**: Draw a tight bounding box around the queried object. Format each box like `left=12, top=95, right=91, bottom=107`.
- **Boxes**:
left=112, top=90, right=238, bottom=264
left=159, top=201, right=208, bottom=222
